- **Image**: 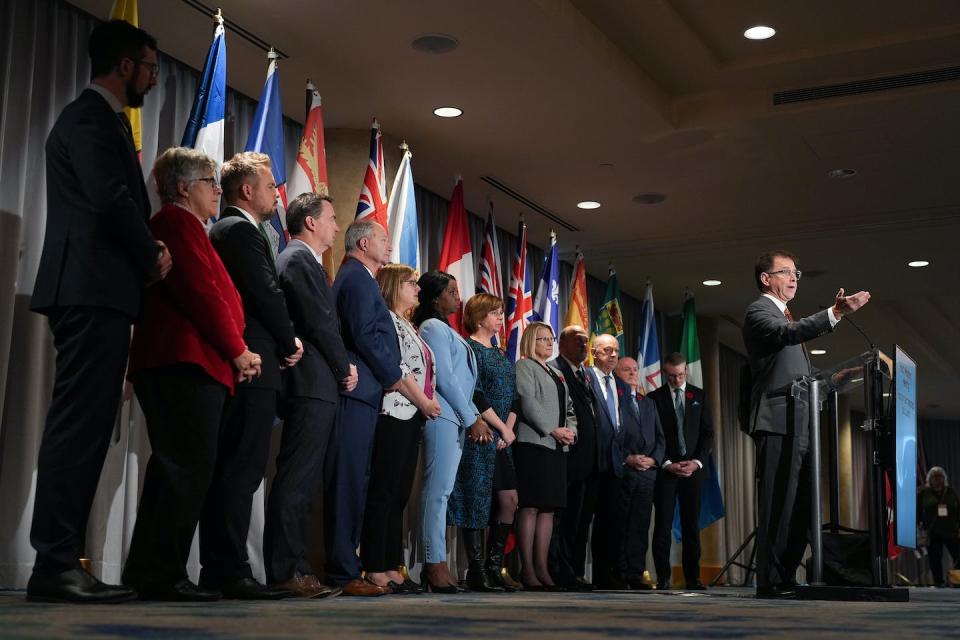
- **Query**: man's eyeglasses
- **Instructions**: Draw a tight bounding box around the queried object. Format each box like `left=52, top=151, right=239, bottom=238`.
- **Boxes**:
left=535, top=336, right=558, bottom=343
left=133, top=59, right=159, bottom=78
left=595, top=347, right=618, bottom=356
left=765, top=269, right=802, bottom=280
left=190, top=176, right=220, bottom=188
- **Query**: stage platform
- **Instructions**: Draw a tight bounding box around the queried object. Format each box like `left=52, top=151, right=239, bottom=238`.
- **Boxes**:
left=1, top=586, right=957, bottom=638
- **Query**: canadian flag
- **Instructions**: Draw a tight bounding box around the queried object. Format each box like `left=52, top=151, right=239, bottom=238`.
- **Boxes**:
left=438, top=178, right=474, bottom=335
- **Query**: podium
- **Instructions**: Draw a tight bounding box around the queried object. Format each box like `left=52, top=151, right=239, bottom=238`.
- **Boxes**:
left=797, top=349, right=911, bottom=601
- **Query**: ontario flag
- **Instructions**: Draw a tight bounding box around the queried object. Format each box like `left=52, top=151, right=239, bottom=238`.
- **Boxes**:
left=478, top=202, right=505, bottom=345
left=505, top=220, right=533, bottom=362
left=286, top=81, right=335, bottom=277
left=245, top=49, right=288, bottom=256
left=437, top=178, right=474, bottom=335
left=355, top=118, right=387, bottom=230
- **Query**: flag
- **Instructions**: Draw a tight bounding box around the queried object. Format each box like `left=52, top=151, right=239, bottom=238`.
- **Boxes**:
left=594, top=266, right=625, bottom=354
left=245, top=50, right=288, bottom=255
left=355, top=118, right=387, bottom=230
left=532, top=230, right=560, bottom=340
left=437, top=179, right=474, bottom=335
left=673, top=293, right=725, bottom=540
left=286, top=81, right=335, bottom=277
left=505, top=220, right=533, bottom=362
left=110, top=0, right=142, bottom=160
left=181, top=12, right=226, bottom=170
left=386, top=144, right=420, bottom=273
left=637, top=283, right=661, bottom=395
left=477, top=202, right=505, bottom=345
left=564, top=249, right=589, bottom=330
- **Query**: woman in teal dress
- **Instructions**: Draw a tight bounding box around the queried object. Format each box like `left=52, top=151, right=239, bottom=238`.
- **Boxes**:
left=448, top=293, right=518, bottom=591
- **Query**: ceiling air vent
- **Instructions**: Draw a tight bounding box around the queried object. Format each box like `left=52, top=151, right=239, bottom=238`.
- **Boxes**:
left=773, top=66, right=960, bottom=106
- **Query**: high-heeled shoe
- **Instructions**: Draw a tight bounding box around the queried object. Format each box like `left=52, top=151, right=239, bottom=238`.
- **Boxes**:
left=420, top=563, right=458, bottom=594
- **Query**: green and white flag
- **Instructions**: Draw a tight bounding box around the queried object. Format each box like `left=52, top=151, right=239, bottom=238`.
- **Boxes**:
left=679, top=294, right=702, bottom=386
left=594, top=266, right=625, bottom=354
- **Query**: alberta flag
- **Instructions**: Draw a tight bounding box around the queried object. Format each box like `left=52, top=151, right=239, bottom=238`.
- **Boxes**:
left=245, top=50, right=288, bottom=255
left=181, top=15, right=225, bottom=186
left=386, top=145, right=420, bottom=272
left=637, top=283, right=661, bottom=394
left=673, top=293, right=725, bottom=540
left=531, top=231, right=560, bottom=339
left=505, top=220, right=532, bottom=362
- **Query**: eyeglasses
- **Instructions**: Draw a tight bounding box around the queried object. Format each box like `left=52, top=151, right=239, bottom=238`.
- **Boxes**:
left=535, top=336, right=558, bottom=343
left=402, top=279, right=418, bottom=286
left=134, top=59, right=159, bottom=78
left=595, top=347, right=619, bottom=356
left=765, top=269, right=802, bottom=280
left=190, top=176, right=220, bottom=188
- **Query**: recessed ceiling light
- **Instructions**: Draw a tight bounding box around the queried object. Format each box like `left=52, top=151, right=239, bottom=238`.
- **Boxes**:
left=702, top=280, right=722, bottom=287
left=908, top=260, right=929, bottom=268
left=411, top=33, right=459, bottom=54
left=744, top=26, right=776, bottom=40
left=828, top=168, right=857, bottom=179
left=810, top=349, right=827, bottom=355
left=433, top=106, right=462, bottom=118
left=577, top=201, right=601, bottom=209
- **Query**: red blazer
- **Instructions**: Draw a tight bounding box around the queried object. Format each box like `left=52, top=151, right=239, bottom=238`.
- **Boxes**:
left=129, top=204, right=246, bottom=392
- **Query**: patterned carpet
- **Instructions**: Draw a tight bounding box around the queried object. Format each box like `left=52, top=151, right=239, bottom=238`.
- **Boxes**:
left=1, top=587, right=956, bottom=639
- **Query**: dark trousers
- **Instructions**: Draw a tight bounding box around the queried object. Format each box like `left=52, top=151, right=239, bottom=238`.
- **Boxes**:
left=360, top=413, right=425, bottom=572
left=652, top=467, right=705, bottom=584
left=324, top=397, right=379, bottom=584
left=755, top=428, right=812, bottom=588
left=928, top=534, right=960, bottom=586
left=123, top=365, right=225, bottom=587
left=554, top=472, right=599, bottom=581
left=620, top=470, right=656, bottom=579
left=199, top=386, right=277, bottom=584
left=30, top=306, right=131, bottom=576
left=263, top=397, right=337, bottom=584
left=591, top=471, right=624, bottom=586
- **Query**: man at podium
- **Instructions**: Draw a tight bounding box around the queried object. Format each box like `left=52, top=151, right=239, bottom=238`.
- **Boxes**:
left=742, top=250, right=870, bottom=598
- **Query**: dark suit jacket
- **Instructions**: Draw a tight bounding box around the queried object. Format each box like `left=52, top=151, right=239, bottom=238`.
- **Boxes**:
left=648, top=384, right=714, bottom=464
left=590, top=369, right=652, bottom=477
left=742, top=295, right=832, bottom=436
left=332, top=257, right=402, bottom=409
left=210, top=206, right=297, bottom=391
left=276, top=241, right=350, bottom=402
left=620, top=388, right=666, bottom=479
left=32, top=88, right=158, bottom=318
left=550, top=357, right=598, bottom=483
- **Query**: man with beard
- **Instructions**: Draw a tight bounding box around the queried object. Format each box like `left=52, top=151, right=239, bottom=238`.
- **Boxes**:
left=204, top=152, right=303, bottom=599
left=28, top=19, right=171, bottom=604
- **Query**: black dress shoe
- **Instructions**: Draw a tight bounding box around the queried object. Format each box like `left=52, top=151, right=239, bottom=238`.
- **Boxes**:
left=212, top=577, right=293, bottom=600
left=756, top=584, right=797, bottom=599
left=138, top=579, right=221, bottom=602
left=656, top=580, right=671, bottom=591
left=401, top=578, right=424, bottom=594
left=557, top=578, right=594, bottom=592
left=685, top=581, right=707, bottom=591
left=27, top=568, right=137, bottom=604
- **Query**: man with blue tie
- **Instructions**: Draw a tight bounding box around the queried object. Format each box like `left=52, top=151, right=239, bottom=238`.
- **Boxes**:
left=648, top=352, right=714, bottom=590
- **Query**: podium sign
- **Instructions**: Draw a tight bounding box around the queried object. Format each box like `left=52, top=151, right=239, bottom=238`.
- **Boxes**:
left=894, top=346, right=917, bottom=549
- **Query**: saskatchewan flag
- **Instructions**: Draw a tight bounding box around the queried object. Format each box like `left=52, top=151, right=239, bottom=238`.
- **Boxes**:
left=594, top=266, right=625, bottom=354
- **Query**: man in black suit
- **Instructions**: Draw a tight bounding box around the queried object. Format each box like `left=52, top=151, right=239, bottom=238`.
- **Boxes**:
left=743, top=250, right=869, bottom=598
left=549, top=325, right=598, bottom=591
left=27, top=20, right=171, bottom=604
left=324, top=220, right=402, bottom=596
left=647, top=352, right=714, bottom=590
left=264, top=193, right=357, bottom=599
left=205, top=152, right=303, bottom=600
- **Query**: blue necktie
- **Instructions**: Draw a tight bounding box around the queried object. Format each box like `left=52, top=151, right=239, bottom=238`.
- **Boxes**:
left=674, top=387, right=687, bottom=456
left=604, top=374, right=618, bottom=432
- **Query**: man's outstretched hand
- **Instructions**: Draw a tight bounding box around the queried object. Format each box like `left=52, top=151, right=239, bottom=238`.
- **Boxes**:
left=833, top=288, right=870, bottom=319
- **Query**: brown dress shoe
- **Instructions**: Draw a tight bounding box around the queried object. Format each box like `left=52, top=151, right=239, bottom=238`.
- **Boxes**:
left=340, top=578, right=386, bottom=596
left=303, top=575, right=341, bottom=599
left=273, top=574, right=331, bottom=599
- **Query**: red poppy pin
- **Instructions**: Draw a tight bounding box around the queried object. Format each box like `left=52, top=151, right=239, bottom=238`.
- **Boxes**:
left=685, top=390, right=694, bottom=401
left=617, top=388, right=624, bottom=397
left=557, top=374, right=565, bottom=383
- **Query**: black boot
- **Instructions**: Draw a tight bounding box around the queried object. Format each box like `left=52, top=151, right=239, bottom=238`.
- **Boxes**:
left=484, top=522, right=515, bottom=592
left=462, top=528, right=503, bottom=592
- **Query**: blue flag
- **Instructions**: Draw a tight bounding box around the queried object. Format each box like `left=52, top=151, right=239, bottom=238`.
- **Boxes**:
left=245, top=52, right=287, bottom=253
left=531, top=231, right=559, bottom=337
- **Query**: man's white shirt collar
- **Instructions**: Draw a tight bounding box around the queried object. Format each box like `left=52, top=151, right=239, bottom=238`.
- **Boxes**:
left=669, top=382, right=687, bottom=395
left=87, top=83, right=122, bottom=113
left=763, top=293, right=788, bottom=314
left=291, top=238, right=321, bottom=263
left=231, top=206, right=260, bottom=228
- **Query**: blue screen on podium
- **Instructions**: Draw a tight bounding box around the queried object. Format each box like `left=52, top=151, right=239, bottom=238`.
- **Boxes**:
left=894, top=345, right=917, bottom=549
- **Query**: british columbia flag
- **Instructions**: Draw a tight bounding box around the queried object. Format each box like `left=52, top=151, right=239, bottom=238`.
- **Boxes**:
left=505, top=219, right=533, bottom=362
left=355, top=118, right=388, bottom=230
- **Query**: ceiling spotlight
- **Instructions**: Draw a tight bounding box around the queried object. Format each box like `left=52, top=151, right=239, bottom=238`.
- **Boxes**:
left=908, top=260, right=929, bottom=268
left=810, top=349, right=827, bottom=355
left=702, top=280, right=722, bottom=287
left=744, top=26, right=776, bottom=40
left=433, top=106, right=463, bottom=118
left=828, top=168, right=857, bottom=179
left=577, top=201, right=601, bottom=209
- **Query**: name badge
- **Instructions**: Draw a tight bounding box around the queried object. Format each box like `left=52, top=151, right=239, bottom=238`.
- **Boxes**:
left=939, top=504, right=949, bottom=517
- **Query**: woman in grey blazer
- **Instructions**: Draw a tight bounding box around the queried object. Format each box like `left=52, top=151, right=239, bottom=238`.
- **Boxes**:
left=513, top=321, right=577, bottom=590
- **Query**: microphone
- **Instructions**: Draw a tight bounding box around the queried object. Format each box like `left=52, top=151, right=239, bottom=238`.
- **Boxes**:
left=819, top=304, right=875, bottom=351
